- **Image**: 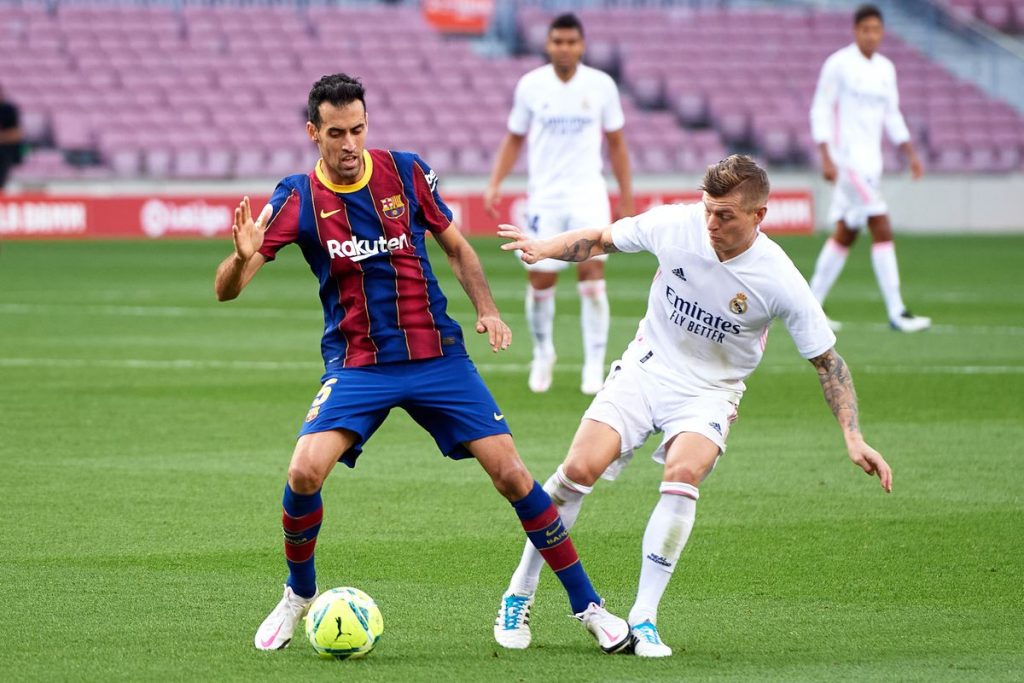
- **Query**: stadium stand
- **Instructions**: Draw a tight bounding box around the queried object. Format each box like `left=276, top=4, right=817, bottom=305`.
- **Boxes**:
left=946, top=0, right=1024, bottom=32
left=2, top=1, right=1021, bottom=182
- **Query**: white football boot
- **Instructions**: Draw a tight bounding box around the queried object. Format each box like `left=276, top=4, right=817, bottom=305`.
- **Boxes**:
left=631, top=620, right=673, bottom=658
left=580, top=362, right=605, bottom=395
left=254, top=584, right=318, bottom=650
left=528, top=353, right=556, bottom=393
left=890, top=311, right=931, bottom=333
left=494, top=591, right=534, bottom=649
left=575, top=602, right=631, bottom=654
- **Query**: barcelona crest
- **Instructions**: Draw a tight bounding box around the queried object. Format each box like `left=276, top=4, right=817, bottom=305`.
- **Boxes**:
left=381, top=194, right=406, bottom=220
left=729, top=292, right=748, bottom=315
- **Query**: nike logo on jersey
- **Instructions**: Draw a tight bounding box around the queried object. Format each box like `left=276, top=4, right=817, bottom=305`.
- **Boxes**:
left=493, top=412, right=505, bottom=421
left=320, top=209, right=342, bottom=218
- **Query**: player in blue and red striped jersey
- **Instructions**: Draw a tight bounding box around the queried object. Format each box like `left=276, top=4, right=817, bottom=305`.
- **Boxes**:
left=214, top=73, right=630, bottom=654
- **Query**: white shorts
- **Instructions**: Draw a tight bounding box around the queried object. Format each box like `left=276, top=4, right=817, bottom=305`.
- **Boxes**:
left=521, top=197, right=612, bottom=273
left=581, top=359, right=740, bottom=481
left=827, top=167, right=888, bottom=229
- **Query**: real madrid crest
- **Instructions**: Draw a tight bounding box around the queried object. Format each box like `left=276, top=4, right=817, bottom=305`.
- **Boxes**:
left=729, top=292, right=748, bottom=315
left=381, top=194, right=406, bottom=220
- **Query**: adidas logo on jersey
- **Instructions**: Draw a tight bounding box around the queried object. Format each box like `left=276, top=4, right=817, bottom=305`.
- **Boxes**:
left=672, top=267, right=687, bottom=281
left=326, top=233, right=410, bottom=262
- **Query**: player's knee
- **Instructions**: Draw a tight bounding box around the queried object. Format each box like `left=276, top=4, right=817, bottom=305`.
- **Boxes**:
left=662, top=461, right=709, bottom=486
left=287, top=459, right=325, bottom=494
left=560, top=461, right=600, bottom=488
left=490, top=458, right=533, bottom=501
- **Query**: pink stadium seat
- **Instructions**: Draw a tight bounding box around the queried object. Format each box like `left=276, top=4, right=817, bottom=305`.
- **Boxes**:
left=234, top=149, right=268, bottom=178
left=455, top=146, right=493, bottom=175
left=143, top=149, right=173, bottom=178
left=17, top=3, right=1022, bottom=179
left=108, top=148, right=142, bottom=179
left=977, top=0, right=1014, bottom=31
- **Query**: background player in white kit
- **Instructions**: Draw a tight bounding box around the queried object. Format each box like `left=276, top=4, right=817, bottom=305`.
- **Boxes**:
left=493, top=155, right=893, bottom=657
left=808, top=3, right=930, bottom=333
left=485, top=13, right=635, bottom=395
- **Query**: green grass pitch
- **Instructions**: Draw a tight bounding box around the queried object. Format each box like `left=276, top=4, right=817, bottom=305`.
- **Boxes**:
left=1, top=233, right=1021, bottom=681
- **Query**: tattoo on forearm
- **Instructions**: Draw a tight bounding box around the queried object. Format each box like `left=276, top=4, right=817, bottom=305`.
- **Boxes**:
left=602, top=238, right=619, bottom=254
left=810, top=350, right=860, bottom=434
left=559, top=237, right=598, bottom=262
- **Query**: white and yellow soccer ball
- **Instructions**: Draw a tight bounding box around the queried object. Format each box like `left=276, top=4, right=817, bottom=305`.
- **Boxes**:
left=304, top=587, right=384, bottom=659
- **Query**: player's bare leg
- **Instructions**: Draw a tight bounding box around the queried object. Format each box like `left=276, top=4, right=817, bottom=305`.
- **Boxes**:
left=628, top=432, right=719, bottom=658
left=256, top=429, right=358, bottom=650
left=809, top=220, right=857, bottom=332
left=867, top=215, right=930, bottom=332
left=526, top=271, right=558, bottom=392
left=576, top=260, right=609, bottom=395
left=482, top=426, right=627, bottom=651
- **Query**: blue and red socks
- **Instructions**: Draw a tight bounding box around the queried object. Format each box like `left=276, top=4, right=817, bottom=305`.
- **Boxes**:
left=512, top=480, right=600, bottom=614
left=282, top=483, right=323, bottom=599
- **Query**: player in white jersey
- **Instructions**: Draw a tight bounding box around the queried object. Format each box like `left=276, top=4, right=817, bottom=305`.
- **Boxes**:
left=492, top=155, right=893, bottom=657
left=808, top=4, right=930, bottom=333
left=485, top=13, right=634, bottom=395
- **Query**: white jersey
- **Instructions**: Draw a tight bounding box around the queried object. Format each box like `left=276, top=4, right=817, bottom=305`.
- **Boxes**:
left=611, top=203, right=836, bottom=400
left=810, top=43, right=910, bottom=178
left=508, top=63, right=624, bottom=208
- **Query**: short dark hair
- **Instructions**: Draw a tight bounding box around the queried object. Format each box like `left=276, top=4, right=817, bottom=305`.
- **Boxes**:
left=701, top=155, right=770, bottom=209
left=854, top=4, right=883, bottom=25
left=307, top=73, right=366, bottom=128
left=549, top=12, right=584, bottom=38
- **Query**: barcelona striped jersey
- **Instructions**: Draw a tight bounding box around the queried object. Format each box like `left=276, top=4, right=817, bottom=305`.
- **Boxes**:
left=258, top=149, right=467, bottom=368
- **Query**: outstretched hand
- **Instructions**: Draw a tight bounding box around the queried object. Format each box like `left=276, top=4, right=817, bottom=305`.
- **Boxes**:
left=498, top=224, right=544, bottom=265
left=476, top=314, right=511, bottom=353
left=847, top=438, right=893, bottom=493
left=232, top=196, right=272, bottom=261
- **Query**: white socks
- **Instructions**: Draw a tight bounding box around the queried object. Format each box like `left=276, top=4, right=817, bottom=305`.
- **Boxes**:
left=508, top=466, right=593, bottom=596
left=526, top=280, right=609, bottom=368
left=629, top=482, right=698, bottom=626
left=577, top=279, right=609, bottom=373
left=526, top=285, right=556, bottom=360
left=809, top=238, right=849, bottom=305
left=871, top=241, right=906, bottom=321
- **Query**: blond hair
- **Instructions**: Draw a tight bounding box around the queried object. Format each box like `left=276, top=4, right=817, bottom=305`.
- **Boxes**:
left=701, top=155, right=770, bottom=210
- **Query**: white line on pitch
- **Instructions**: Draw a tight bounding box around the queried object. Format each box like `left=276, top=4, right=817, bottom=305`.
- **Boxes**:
left=2, top=357, right=1023, bottom=375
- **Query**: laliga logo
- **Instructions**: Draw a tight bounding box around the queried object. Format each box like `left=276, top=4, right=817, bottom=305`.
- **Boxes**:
left=327, top=233, right=411, bottom=262
left=140, top=199, right=232, bottom=238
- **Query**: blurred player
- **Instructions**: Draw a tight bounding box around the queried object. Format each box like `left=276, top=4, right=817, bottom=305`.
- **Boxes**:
left=493, top=155, right=893, bottom=657
left=0, top=84, right=22, bottom=191
left=214, top=74, right=630, bottom=654
left=808, top=4, right=930, bottom=333
left=484, top=13, right=634, bottom=395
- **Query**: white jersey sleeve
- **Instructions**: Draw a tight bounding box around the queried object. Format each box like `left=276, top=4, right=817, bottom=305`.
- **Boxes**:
left=507, top=75, right=531, bottom=136
left=601, top=74, right=625, bottom=133
left=810, top=53, right=841, bottom=146
left=611, top=203, right=699, bottom=254
left=767, top=254, right=837, bottom=359
left=883, top=63, right=911, bottom=146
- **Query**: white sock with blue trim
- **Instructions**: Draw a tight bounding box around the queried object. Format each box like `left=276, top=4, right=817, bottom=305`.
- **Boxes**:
left=629, top=482, right=698, bottom=626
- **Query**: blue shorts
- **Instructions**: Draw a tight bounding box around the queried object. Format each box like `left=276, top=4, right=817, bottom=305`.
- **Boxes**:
left=298, top=354, right=511, bottom=468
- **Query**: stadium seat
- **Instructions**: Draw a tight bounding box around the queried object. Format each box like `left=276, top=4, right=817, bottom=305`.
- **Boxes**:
left=5, top=2, right=1020, bottom=179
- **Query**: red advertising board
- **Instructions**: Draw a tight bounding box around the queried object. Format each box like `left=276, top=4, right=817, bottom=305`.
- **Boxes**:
left=0, top=190, right=813, bottom=240
left=423, top=0, right=494, bottom=34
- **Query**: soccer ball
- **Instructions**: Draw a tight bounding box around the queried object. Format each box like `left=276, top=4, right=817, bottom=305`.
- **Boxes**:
left=304, top=587, right=384, bottom=659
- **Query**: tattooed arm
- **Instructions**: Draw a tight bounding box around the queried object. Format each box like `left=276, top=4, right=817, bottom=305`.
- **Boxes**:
left=497, top=223, right=618, bottom=264
left=809, top=348, right=893, bottom=492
